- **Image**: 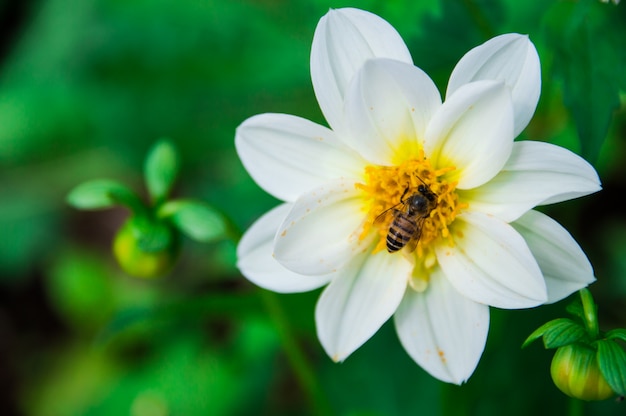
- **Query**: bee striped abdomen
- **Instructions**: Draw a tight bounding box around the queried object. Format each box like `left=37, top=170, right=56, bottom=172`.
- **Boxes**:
left=374, top=182, right=437, bottom=254
left=386, top=214, right=417, bottom=252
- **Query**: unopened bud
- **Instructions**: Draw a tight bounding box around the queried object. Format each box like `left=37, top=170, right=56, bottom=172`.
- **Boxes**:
left=551, top=344, right=614, bottom=401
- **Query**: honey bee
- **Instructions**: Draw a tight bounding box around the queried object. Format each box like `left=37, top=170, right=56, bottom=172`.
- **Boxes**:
left=374, top=181, right=438, bottom=253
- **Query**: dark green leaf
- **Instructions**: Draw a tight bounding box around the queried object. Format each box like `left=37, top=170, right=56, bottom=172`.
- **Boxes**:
left=67, top=179, right=143, bottom=211
left=544, top=1, right=623, bottom=163
left=144, top=138, right=179, bottom=203
left=596, top=339, right=626, bottom=396
left=157, top=199, right=227, bottom=242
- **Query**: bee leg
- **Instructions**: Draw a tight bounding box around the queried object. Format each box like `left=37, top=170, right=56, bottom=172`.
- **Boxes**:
left=400, top=186, right=410, bottom=203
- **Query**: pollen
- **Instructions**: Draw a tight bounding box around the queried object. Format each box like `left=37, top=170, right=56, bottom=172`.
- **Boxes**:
left=355, top=149, right=465, bottom=259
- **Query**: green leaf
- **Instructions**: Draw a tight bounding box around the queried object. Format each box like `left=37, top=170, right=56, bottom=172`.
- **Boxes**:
left=596, top=339, right=626, bottom=396
left=67, top=179, right=143, bottom=211
left=522, top=318, right=587, bottom=349
left=606, top=329, right=626, bottom=344
left=157, top=199, right=227, bottom=243
left=544, top=1, right=623, bottom=163
left=144, top=138, right=179, bottom=203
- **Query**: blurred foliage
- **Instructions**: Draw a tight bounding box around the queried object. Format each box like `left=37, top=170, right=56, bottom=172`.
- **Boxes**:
left=0, top=0, right=625, bottom=415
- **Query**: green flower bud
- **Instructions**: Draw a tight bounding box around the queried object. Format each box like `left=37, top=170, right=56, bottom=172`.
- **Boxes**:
left=551, top=344, right=615, bottom=401
left=113, top=216, right=180, bottom=278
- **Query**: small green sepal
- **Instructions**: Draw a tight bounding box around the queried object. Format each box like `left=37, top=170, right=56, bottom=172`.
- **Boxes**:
left=565, top=299, right=584, bottom=321
left=522, top=318, right=588, bottom=349
left=606, top=329, right=626, bottom=343
left=145, top=138, right=179, bottom=204
left=129, top=214, right=177, bottom=253
left=157, top=199, right=227, bottom=243
left=596, top=339, right=626, bottom=396
left=67, top=179, right=143, bottom=212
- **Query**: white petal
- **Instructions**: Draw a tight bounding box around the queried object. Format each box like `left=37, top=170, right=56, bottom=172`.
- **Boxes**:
left=315, top=248, right=411, bottom=362
left=237, top=204, right=332, bottom=293
left=273, top=178, right=371, bottom=275
left=512, top=210, right=595, bottom=304
left=235, top=113, right=365, bottom=202
left=344, top=58, right=442, bottom=164
left=460, top=141, right=602, bottom=222
left=311, top=8, right=413, bottom=134
left=425, top=80, right=514, bottom=190
left=436, top=211, right=547, bottom=309
left=395, top=269, right=489, bottom=384
left=447, top=33, right=541, bottom=137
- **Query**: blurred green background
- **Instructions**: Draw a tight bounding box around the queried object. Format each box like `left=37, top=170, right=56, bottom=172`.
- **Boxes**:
left=1, top=0, right=625, bottom=415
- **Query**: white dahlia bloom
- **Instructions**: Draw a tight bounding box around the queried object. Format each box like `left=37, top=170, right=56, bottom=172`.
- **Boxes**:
left=235, top=8, right=601, bottom=384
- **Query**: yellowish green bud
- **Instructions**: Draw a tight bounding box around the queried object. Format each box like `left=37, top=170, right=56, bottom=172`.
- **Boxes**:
left=112, top=217, right=179, bottom=278
left=551, top=344, right=615, bottom=401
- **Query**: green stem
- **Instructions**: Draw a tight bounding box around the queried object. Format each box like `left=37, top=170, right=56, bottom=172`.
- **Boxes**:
left=579, top=288, right=599, bottom=339
left=227, top=219, right=331, bottom=414
left=568, top=397, right=584, bottom=416
left=260, top=290, right=332, bottom=415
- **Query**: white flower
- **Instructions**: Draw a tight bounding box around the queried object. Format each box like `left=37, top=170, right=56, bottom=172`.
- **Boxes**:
left=235, top=8, right=601, bottom=384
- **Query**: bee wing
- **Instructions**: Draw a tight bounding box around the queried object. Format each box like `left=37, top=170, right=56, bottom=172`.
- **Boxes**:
left=404, top=217, right=426, bottom=253
left=373, top=204, right=401, bottom=226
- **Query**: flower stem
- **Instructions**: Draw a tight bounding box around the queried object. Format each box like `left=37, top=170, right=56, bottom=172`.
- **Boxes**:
left=228, top=218, right=330, bottom=412
left=568, top=397, right=584, bottom=416
left=260, top=289, right=332, bottom=415
left=579, top=288, right=599, bottom=340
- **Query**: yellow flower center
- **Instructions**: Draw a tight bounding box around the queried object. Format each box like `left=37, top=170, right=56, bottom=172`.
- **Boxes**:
left=356, top=150, right=465, bottom=260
